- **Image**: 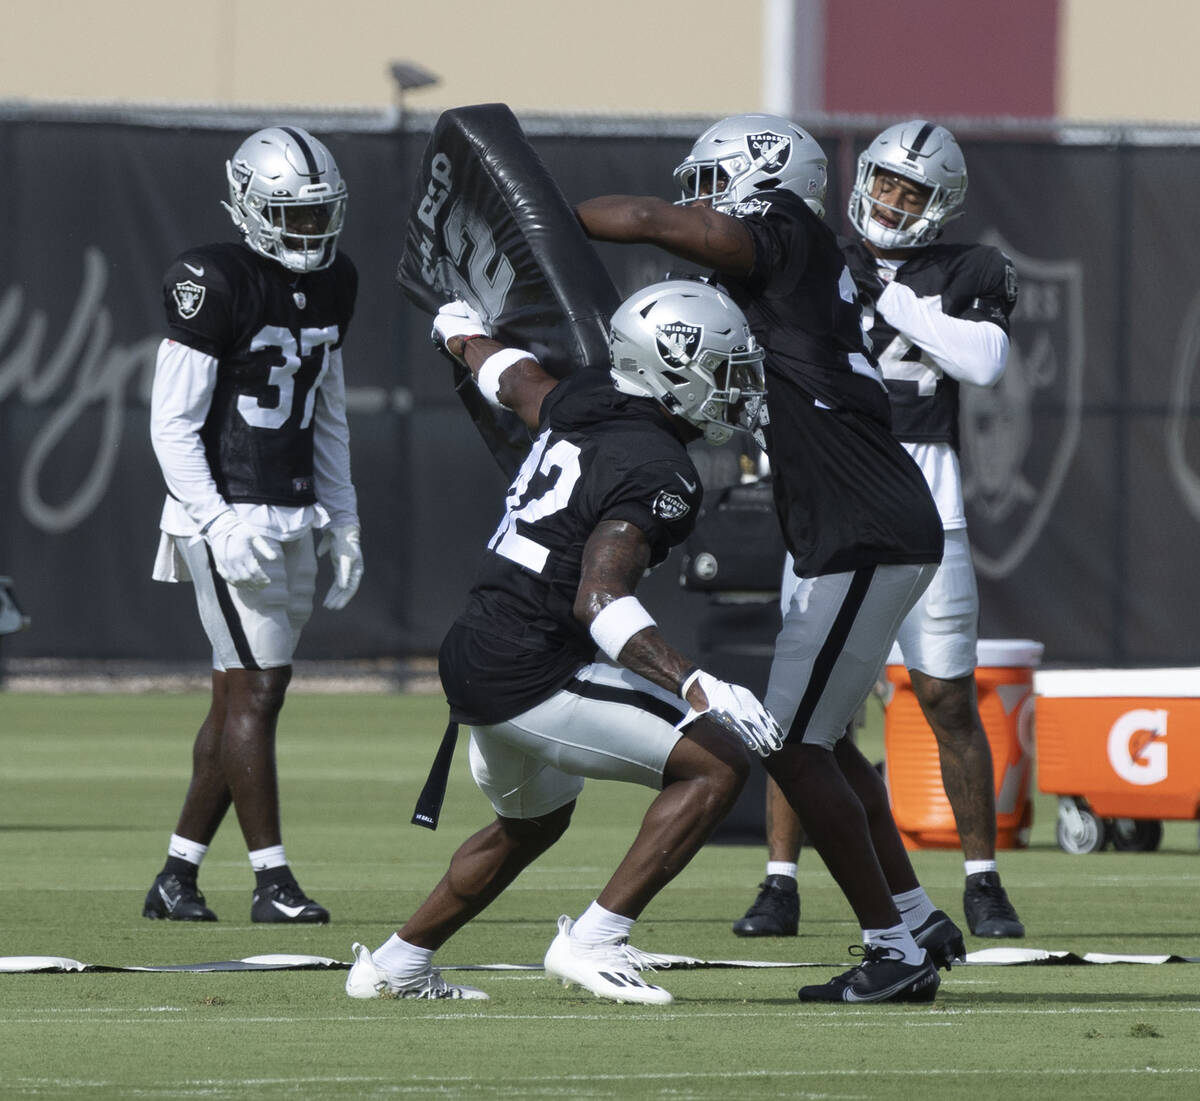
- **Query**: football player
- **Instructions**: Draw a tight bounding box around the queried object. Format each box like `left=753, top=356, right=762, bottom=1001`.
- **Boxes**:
left=743, top=120, right=1023, bottom=939
left=143, top=126, right=362, bottom=925
left=346, top=281, right=782, bottom=1004
left=577, top=114, right=959, bottom=1003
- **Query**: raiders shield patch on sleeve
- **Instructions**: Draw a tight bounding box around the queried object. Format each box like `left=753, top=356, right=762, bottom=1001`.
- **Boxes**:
left=653, top=490, right=690, bottom=521
left=172, top=280, right=206, bottom=319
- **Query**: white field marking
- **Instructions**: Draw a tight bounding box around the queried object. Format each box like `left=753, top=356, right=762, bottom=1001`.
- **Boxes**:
left=11, top=1067, right=1200, bottom=1091
left=4, top=1005, right=1200, bottom=1027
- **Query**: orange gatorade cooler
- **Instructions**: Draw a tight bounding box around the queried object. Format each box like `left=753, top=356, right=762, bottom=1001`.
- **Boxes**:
left=1035, top=668, right=1200, bottom=853
left=883, top=638, right=1043, bottom=850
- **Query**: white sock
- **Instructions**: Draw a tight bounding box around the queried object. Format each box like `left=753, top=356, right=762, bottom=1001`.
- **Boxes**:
left=167, top=834, right=208, bottom=866
left=570, top=901, right=635, bottom=946
left=248, top=844, right=287, bottom=872
left=766, top=861, right=798, bottom=881
left=892, top=886, right=936, bottom=930
left=863, top=922, right=924, bottom=966
left=373, top=933, right=434, bottom=977
left=965, top=859, right=997, bottom=878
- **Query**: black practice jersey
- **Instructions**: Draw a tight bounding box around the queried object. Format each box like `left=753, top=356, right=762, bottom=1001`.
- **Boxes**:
left=439, top=372, right=702, bottom=726
left=161, top=242, right=357, bottom=506
left=841, top=238, right=1017, bottom=448
left=715, top=192, right=943, bottom=577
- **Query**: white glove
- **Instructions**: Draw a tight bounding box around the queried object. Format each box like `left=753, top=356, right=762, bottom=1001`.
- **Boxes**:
left=676, top=668, right=785, bottom=758
left=318, top=523, right=363, bottom=610
left=431, top=300, right=489, bottom=363
left=203, top=511, right=277, bottom=590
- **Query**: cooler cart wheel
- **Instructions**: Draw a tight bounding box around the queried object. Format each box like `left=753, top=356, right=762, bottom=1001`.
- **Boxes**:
left=1056, top=797, right=1108, bottom=854
left=1108, top=818, right=1164, bottom=852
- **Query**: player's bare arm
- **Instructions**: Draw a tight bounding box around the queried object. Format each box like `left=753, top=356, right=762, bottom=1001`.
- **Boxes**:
left=444, top=332, right=558, bottom=431
left=576, top=195, right=755, bottom=278
left=574, top=519, right=703, bottom=706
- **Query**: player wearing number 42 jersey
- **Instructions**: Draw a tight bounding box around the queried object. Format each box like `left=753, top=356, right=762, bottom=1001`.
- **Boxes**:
left=143, top=126, right=362, bottom=926
left=346, top=280, right=784, bottom=1004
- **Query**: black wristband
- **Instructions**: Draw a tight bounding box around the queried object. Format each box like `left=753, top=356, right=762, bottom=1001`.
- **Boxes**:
left=678, top=665, right=702, bottom=696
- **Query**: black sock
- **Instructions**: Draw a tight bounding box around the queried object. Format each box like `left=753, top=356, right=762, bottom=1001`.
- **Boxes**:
left=255, top=864, right=294, bottom=889
left=163, top=856, right=200, bottom=882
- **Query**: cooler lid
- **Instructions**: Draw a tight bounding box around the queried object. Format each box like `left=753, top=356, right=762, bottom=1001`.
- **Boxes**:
left=1035, top=668, right=1200, bottom=698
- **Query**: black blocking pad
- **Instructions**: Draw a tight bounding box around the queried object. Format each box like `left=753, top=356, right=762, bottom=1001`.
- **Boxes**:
left=397, top=103, right=620, bottom=477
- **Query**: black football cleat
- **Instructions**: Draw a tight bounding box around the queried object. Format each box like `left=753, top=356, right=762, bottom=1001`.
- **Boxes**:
left=732, top=875, right=799, bottom=937
left=963, top=872, right=1025, bottom=938
left=251, top=879, right=330, bottom=924
left=913, top=909, right=967, bottom=970
left=142, top=873, right=218, bottom=922
left=798, top=945, right=940, bottom=1003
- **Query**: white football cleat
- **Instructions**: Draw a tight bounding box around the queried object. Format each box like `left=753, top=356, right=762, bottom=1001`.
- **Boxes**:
left=543, top=916, right=673, bottom=1005
left=345, top=942, right=489, bottom=1000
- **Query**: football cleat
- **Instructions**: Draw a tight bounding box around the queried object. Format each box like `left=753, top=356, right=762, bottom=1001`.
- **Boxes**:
left=913, top=909, right=967, bottom=970
left=732, top=875, right=799, bottom=937
left=250, top=879, right=330, bottom=924
left=543, top=915, right=673, bottom=1005
left=142, top=872, right=218, bottom=922
left=798, top=945, right=940, bottom=1004
left=344, top=942, right=489, bottom=1000
left=963, top=872, right=1025, bottom=938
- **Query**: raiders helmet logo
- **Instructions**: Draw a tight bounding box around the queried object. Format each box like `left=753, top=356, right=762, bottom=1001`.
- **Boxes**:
left=746, top=131, right=791, bottom=171
left=230, top=160, right=253, bottom=191
left=652, top=490, right=691, bottom=521
left=655, top=322, right=702, bottom=367
left=172, top=279, right=206, bottom=319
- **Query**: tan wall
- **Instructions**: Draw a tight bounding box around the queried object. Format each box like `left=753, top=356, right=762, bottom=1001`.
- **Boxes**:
left=1059, top=0, right=1200, bottom=123
left=7, top=0, right=1200, bottom=124
left=0, top=0, right=764, bottom=115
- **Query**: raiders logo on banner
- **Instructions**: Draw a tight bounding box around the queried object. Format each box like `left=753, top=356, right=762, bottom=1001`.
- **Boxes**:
left=1167, top=288, right=1200, bottom=523
left=396, top=103, right=619, bottom=477
left=962, top=231, right=1084, bottom=579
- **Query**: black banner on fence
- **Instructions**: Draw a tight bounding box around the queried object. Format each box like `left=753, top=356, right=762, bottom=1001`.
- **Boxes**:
left=1, top=111, right=1198, bottom=670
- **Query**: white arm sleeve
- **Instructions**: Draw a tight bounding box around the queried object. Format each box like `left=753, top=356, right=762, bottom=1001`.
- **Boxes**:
left=149, top=338, right=228, bottom=531
left=876, top=279, right=1009, bottom=387
left=312, top=347, right=359, bottom=528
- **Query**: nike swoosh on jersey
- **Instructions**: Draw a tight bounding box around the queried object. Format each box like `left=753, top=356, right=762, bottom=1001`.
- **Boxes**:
left=270, top=898, right=310, bottom=918
left=183, top=262, right=205, bottom=277
left=676, top=473, right=698, bottom=493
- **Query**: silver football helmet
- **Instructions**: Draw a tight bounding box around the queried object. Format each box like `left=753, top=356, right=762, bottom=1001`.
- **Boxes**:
left=608, top=279, right=765, bottom=446
left=848, top=120, right=967, bottom=250
left=223, top=126, right=347, bottom=273
left=673, top=114, right=828, bottom=217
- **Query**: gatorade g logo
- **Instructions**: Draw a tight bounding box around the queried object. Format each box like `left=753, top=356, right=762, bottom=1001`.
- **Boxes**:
left=1106, top=709, right=1168, bottom=786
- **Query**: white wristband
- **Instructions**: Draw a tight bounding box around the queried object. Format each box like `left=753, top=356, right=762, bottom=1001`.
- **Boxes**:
left=477, top=347, right=537, bottom=408
left=589, top=595, right=656, bottom=662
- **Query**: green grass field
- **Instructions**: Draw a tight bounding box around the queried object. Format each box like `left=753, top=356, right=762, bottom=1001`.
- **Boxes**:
left=1, top=691, right=1197, bottom=1100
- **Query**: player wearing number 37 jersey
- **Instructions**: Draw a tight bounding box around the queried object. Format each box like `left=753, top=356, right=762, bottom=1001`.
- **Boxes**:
left=144, top=127, right=361, bottom=927
left=346, top=281, right=783, bottom=1005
